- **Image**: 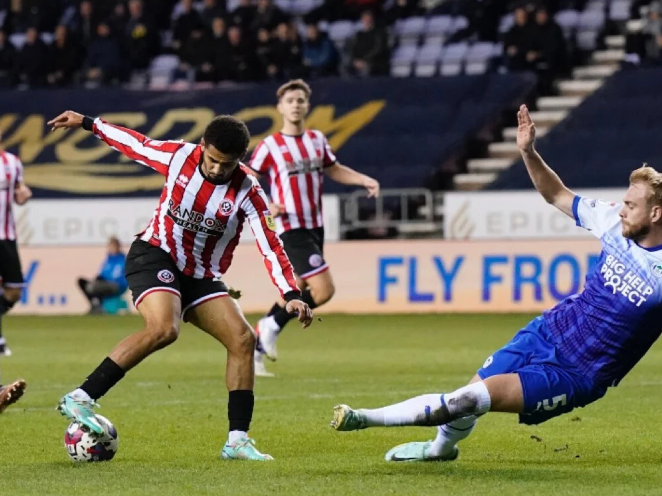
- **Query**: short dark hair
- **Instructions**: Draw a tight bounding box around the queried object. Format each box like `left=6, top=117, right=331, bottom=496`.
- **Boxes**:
left=203, top=115, right=250, bottom=156
left=277, top=79, right=312, bottom=101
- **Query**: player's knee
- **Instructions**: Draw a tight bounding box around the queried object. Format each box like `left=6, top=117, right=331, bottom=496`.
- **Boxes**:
left=3, top=288, right=21, bottom=303
left=230, top=324, right=256, bottom=357
left=146, top=320, right=180, bottom=347
left=315, top=281, right=335, bottom=305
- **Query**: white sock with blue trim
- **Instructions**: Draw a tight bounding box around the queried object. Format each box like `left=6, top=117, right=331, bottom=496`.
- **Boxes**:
left=429, top=416, right=477, bottom=456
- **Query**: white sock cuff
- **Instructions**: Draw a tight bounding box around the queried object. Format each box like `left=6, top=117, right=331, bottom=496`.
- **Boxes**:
left=445, top=381, right=491, bottom=417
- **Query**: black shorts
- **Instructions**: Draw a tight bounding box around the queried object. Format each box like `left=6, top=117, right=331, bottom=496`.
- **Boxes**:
left=124, top=240, right=228, bottom=320
left=0, top=240, right=24, bottom=287
left=280, top=228, right=328, bottom=279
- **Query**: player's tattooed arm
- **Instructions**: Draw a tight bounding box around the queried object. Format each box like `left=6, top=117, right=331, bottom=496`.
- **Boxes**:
left=517, top=104, right=575, bottom=218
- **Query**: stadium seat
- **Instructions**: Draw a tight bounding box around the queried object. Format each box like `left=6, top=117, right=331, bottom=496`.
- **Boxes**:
left=440, top=42, right=468, bottom=76
left=328, top=21, right=356, bottom=48
left=274, top=0, right=291, bottom=12
left=452, top=16, right=470, bottom=32
left=610, top=0, right=632, bottom=21
left=390, top=45, right=418, bottom=78
left=395, top=16, right=427, bottom=45
left=555, top=9, right=580, bottom=30
left=499, top=13, right=514, bottom=34
left=149, top=54, right=180, bottom=89
left=290, top=0, right=319, bottom=15
left=465, top=42, right=495, bottom=75
left=9, top=33, right=26, bottom=50
left=414, top=43, right=444, bottom=77
left=579, top=9, right=606, bottom=30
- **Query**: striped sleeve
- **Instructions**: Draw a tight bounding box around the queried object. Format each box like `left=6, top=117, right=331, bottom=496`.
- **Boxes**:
left=317, top=131, right=337, bottom=167
left=14, top=156, right=23, bottom=184
left=240, top=182, right=300, bottom=299
left=91, top=118, right=184, bottom=176
left=249, top=141, right=274, bottom=174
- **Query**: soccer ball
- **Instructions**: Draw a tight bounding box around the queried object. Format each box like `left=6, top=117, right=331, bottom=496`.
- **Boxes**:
left=64, top=414, right=119, bottom=462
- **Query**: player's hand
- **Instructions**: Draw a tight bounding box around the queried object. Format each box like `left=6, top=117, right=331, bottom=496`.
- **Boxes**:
left=285, top=299, right=313, bottom=329
left=516, top=104, right=536, bottom=153
left=14, top=184, right=32, bottom=205
left=363, top=176, right=380, bottom=198
left=47, top=111, right=85, bottom=131
left=269, top=202, right=286, bottom=217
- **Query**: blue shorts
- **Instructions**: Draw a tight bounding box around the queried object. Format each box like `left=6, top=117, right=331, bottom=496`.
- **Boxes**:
left=477, top=316, right=607, bottom=425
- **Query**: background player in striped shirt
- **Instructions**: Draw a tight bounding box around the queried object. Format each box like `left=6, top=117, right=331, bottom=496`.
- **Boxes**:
left=47, top=110, right=313, bottom=461
left=331, top=105, right=662, bottom=462
left=0, top=128, right=32, bottom=357
left=0, top=127, right=31, bottom=410
left=250, top=80, right=380, bottom=377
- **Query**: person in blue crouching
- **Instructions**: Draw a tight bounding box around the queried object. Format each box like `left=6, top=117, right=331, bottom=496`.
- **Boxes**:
left=77, top=237, right=127, bottom=314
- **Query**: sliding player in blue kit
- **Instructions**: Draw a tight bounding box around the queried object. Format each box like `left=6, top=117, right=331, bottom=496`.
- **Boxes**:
left=330, top=105, right=662, bottom=462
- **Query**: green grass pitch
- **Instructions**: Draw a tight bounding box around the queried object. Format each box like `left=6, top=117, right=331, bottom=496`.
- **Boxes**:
left=1, top=313, right=662, bottom=495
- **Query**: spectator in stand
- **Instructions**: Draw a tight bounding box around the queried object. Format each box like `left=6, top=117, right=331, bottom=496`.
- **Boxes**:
left=69, top=0, right=97, bottom=47
left=125, top=0, right=159, bottom=72
left=530, top=6, right=567, bottom=92
left=0, top=30, right=16, bottom=87
left=172, top=0, right=203, bottom=50
left=47, top=24, right=82, bottom=87
left=179, top=27, right=214, bottom=81
left=208, top=16, right=231, bottom=80
left=229, top=0, right=256, bottom=31
left=504, top=7, right=533, bottom=72
left=302, top=22, right=339, bottom=77
left=348, top=10, right=390, bottom=76
left=642, top=1, right=662, bottom=63
left=225, top=24, right=258, bottom=81
left=108, top=1, right=128, bottom=36
left=252, top=0, right=288, bottom=32
left=85, top=22, right=123, bottom=85
left=200, top=0, right=227, bottom=31
left=272, top=21, right=304, bottom=78
left=256, top=27, right=279, bottom=79
left=15, top=26, right=48, bottom=87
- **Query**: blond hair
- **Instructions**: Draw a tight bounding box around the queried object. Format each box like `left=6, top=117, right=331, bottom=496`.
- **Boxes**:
left=276, top=79, right=312, bottom=101
left=630, top=163, right=662, bottom=207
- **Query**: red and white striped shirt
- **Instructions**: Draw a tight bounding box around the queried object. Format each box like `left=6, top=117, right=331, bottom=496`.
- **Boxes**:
left=249, top=130, right=336, bottom=234
left=0, top=151, right=23, bottom=241
left=89, top=118, right=299, bottom=299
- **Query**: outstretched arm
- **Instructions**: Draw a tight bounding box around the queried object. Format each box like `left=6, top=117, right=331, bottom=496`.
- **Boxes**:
left=325, top=163, right=380, bottom=198
left=517, top=105, right=575, bottom=218
left=241, top=184, right=313, bottom=328
left=48, top=111, right=184, bottom=176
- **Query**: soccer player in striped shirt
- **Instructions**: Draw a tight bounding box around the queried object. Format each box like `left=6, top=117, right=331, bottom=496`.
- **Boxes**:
left=0, top=127, right=32, bottom=358
left=47, top=110, right=313, bottom=461
left=249, top=79, right=380, bottom=377
left=0, top=127, right=30, bottom=411
left=331, top=105, right=662, bottom=462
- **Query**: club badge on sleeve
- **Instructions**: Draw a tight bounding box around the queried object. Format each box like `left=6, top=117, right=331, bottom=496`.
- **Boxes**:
left=263, top=211, right=276, bottom=231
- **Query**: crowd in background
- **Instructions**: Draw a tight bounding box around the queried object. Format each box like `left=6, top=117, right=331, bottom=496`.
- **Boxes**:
left=0, top=0, right=598, bottom=89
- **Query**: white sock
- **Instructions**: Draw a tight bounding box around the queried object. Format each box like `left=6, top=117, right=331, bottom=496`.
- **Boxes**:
left=429, top=415, right=477, bottom=457
left=0, top=337, right=6, bottom=346
left=444, top=382, right=491, bottom=418
left=228, top=430, right=247, bottom=444
left=267, top=316, right=280, bottom=331
left=360, top=394, right=443, bottom=427
left=72, top=388, right=93, bottom=402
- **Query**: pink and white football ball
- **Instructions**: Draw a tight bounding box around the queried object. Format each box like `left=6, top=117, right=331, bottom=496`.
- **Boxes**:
left=64, top=414, right=119, bottom=462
